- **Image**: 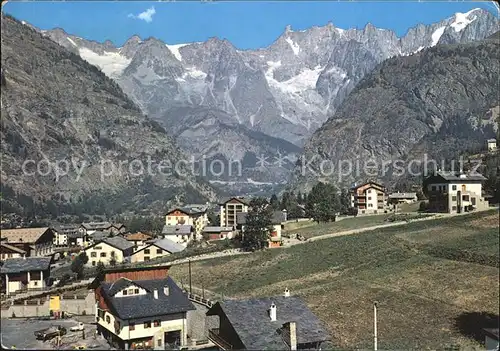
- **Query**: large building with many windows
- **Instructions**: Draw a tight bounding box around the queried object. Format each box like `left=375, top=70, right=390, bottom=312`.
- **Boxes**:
left=219, top=197, right=250, bottom=228
left=423, top=171, right=489, bottom=213
left=349, top=182, right=387, bottom=215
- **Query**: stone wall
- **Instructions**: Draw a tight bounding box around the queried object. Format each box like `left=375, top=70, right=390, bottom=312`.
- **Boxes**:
left=2, top=292, right=95, bottom=318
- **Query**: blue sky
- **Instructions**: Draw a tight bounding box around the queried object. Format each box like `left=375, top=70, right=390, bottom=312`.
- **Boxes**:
left=3, top=1, right=499, bottom=49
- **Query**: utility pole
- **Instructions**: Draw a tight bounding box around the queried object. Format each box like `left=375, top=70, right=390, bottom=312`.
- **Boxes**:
left=374, top=301, right=378, bottom=351
left=188, top=259, right=192, bottom=295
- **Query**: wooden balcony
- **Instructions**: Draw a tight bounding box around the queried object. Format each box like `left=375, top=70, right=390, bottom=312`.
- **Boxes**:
left=208, top=328, right=232, bottom=350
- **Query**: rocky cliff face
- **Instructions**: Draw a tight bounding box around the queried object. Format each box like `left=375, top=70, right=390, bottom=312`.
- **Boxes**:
left=291, top=31, right=499, bottom=191
left=39, top=8, right=499, bottom=192
left=0, top=14, right=217, bottom=217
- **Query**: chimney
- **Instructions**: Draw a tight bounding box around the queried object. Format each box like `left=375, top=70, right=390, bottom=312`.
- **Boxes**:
left=163, top=286, right=169, bottom=296
left=282, top=209, right=287, bottom=222
left=153, top=289, right=158, bottom=299
left=288, top=322, right=297, bottom=351
left=284, top=288, right=290, bottom=297
left=269, top=302, right=277, bottom=321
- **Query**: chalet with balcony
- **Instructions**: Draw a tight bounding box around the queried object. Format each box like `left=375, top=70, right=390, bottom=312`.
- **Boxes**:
left=93, top=265, right=195, bottom=350
left=423, top=171, right=489, bottom=213
left=207, top=290, right=330, bottom=350
left=165, top=205, right=208, bottom=238
left=123, top=232, right=154, bottom=252
left=387, top=192, right=418, bottom=205
left=1, top=242, right=26, bottom=260
left=130, top=238, right=185, bottom=263
left=202, top=227, right=234, bottom=241
left=236, top=211, right=286, bottom=248
left=0, top=227, right=55, bottom=257
left=219, top=197, right=250, bottom=228
left=349, top=182, right=387, bottom=215
left=487, top=138, right=497, bottom=152
left=80, top=222, right=126, bottom=236
left=53, top=224, right=81, bottom=246
left=84, top=236, right=134, bottom=267
left=1, top=257, right=51, bottom=296
left=160, top=225, right=194, bottom=245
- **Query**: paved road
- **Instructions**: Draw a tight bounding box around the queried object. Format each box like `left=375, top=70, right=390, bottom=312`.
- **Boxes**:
left=0, top=318, right=111, bottom=350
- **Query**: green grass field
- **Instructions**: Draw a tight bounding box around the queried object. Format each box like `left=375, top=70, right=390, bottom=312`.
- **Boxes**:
left=284, top=213, right=432, bottom=239
left=170, top=210, right=499, bottom=350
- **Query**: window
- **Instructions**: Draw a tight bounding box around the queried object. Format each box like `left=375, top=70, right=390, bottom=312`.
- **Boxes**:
left=129, top=323, right=135, bottom=331
left=123, top=290, right=128, bottom=296
left=92, top=261, right=96, bottom=266
left=472, top=198, right=476, bottom=206
left=144, top=249, right=150, bottom=254
left=157, top=339, right=162, bottom=347
left=34, top=281, right=38, bottom=286
left=128, top=289, right=134, bottom=295
left=452, top=196, right=457, bottom=201
left=153, top=319, right=161, bottom=327
left=368, top=197, right=372, bottom=200
left=134, top=288, right=139, bottom=294
left=431, top=186, right=436, bottom=191
left=452, top=185, right=457, bottom=190
left=144, top=321, right=151, bottom=328
left=156, top=249, right=162, bottom=254
left=94, top=246, right=102, bottom=250
left=106, top=316, right=111, bottom=323
left=100, top=252, right=106, bottom=257
left=144, top=256, right=150, bottom=261
left=462, top=195, right=470, bottom=202
left=367, top=189, right=371, bottom=193
left=368, top=204, right=373, bottom=208
left=91, top=252, right=97, bottom=257
left=452, top=206, right=457, bottom=211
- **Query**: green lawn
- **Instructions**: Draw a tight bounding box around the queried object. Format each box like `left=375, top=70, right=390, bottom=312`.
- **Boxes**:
left=170, top=209, right=499, bottom=350
left=285, top=213, right=433, bottom=239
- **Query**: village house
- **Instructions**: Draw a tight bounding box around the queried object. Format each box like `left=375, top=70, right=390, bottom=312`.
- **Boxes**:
left=130, top=238, right=185, bottom=263
left=80, top=222, right=126, bottom=236
left=1, top=242, right=27, bottom=260
left=1, top=257, right=51, bottom=296
left=387, top=192, right=418, bottom=205
left=84, top=236, right=134, bottom=267
left=68, top=231, right=87, bottom=247
left=165, top=205, right=209, bottom=238
left=123, top=232, right=154, bottom=252
left=53, top=224, right=80, bottom=247
left=487, top=138, right=497, bottom=152
left=93, top=265, right=195, bottom=350
left=349, top=182, right=387, bottom=215
left=0, top=227, right=55, bottom=257
left=236, top=211, right=286, bottom=248
left=423, top=171, right=489, bottom=213
left=207, top=289, right=330, bottom=350
left=160, top=225, right=194, bottom=246
left=202, top=227, right=234, bottom=241
left=219, top=197, right=250, bottom=228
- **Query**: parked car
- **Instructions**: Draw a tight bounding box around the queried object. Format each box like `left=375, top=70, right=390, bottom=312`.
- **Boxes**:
left=69, top=322, right=84, bottom=332
left=34, top=326, right=67, bottom=341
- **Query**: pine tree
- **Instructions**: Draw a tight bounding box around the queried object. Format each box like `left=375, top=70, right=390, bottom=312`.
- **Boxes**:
left=241, top=197, right=273, bottom=251
left=269, top=194, right=280, bottom=210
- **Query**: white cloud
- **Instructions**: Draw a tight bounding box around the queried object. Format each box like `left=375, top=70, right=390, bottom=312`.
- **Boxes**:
left=128, top=6, right=156, bottom=23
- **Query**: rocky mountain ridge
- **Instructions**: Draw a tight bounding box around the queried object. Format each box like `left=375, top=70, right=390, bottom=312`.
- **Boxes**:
left=23, top=8, right=500, bottom=192
left=291, top=30, right=500, bottom=192
left=1, top=14, right=218, bottom=217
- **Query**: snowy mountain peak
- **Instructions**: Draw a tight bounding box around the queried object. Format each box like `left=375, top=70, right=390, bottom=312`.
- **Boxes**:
left=285, top=24, right=293, bottom=33
left=450, top=8, right=480, bottom=32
